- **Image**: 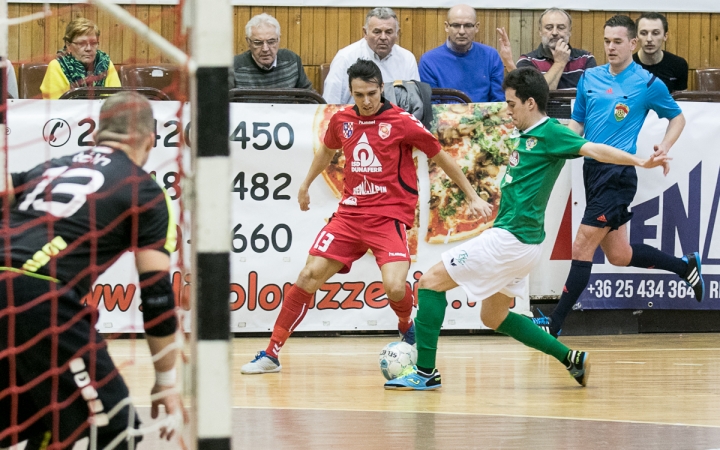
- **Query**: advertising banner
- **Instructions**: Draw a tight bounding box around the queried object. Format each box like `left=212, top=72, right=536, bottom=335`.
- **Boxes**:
left=7, top=100, right=537, bottom=333
left=571, top=102, right=720, bottom=310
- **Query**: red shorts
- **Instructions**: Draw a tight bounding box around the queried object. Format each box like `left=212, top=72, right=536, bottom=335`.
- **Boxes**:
left=308, top=213, right=411, bottom=273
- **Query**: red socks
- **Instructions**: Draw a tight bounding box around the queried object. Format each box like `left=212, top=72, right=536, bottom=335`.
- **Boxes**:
left=266, top=285, right=312, bottom=358
left=388, top=284, right=414, bottom=333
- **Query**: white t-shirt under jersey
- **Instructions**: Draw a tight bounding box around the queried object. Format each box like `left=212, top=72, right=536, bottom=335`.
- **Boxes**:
left=322, top=39, right=419, bottom=104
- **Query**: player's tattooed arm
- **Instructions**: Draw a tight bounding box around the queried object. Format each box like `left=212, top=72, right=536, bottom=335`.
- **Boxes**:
left=299, top=143, right=338, bottom=211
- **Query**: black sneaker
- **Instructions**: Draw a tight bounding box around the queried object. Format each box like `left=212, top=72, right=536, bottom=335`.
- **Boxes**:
left=681, top=252, right=704, bottom=302
left=566, top=350, right=590, bottom=387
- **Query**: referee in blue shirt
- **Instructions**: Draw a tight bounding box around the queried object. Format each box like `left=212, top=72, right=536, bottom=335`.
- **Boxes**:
left=535, top=15, right=704, bottom=338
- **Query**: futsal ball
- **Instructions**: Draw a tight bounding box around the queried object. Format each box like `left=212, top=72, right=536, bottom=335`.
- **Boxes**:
left=379, top=341, right=418, bottom=381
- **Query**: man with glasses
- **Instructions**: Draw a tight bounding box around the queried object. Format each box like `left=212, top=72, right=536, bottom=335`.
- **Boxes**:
left=419, top=4, right=504, bottom=102
left=497, top=8, right=596, bottom=90
left=323, top=7, right=418, bottom=104
left=233, top=13, right=313, bottom=89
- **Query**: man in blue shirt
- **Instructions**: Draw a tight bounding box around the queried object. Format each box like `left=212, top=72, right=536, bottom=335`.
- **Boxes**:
left=418, top=4, right=504, bottom=102
left=535, top=15, right=703, bottom=338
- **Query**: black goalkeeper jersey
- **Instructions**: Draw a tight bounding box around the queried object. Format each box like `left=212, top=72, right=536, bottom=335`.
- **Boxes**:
left=4, top=146, right=175, bottom=296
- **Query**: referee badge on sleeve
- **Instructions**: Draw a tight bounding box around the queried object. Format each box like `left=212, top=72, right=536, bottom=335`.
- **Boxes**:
left=614, top=103, right=629, bottom=122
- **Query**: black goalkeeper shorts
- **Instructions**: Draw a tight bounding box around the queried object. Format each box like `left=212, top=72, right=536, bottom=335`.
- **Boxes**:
left=0, top=274, right=142, bottom=449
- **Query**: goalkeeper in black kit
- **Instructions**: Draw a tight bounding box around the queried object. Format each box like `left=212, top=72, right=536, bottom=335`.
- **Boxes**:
left=0, top=92, right=187, bottom=449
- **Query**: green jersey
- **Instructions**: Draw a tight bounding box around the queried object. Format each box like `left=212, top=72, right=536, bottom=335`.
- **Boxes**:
left=493, top=118, right=586, bottom=244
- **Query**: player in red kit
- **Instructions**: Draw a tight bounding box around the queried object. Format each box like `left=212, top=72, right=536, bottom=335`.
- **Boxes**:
left=242, top=59, right=490, bottom=374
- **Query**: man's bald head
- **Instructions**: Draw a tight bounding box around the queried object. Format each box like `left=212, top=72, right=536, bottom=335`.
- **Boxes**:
left=447, top=4, right=476, bottom=22
left=445, top=4, right=478, bottom=53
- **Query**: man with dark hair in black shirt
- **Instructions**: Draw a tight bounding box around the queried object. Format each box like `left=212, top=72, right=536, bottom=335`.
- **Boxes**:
left=0, top=92, right=187, bottom=449
left=633, top=12, right=688, bottom=92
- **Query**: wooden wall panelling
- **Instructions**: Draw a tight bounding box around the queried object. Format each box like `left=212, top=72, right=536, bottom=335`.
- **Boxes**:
left=135, top=6, right=149, bottom=63
left=676, top=13, right=691, bottom=70
left=146, top=6, right=162, bottom=63
left=17, top=4, right=32, bottom=63
left=410, top=9, right=426, bottom=62
left=337, top=8, right=352, bottom=51
left=422, top=9, right=439, bottom=52
left=305, top=65, right=320, bottom=91
left=120, top=5, right=136, bottom=64
left=324, top=7, right=339, bottom=68
left=700, top=13, right=712, bottom=67
left=519, top=9, right=534, bottom=55
left=159, top=4, right=178, bottom=64
left=7, top=5, right=720, bottom=93
left=665, top=13, right=678, bottom=55
left=396, top=8, right=412, bottom=51
left=482, top=9, right=492, bottom=46
left=235, top=7, right=251, bottom=55
left=300, top=7, right=313, bottom=68
left=348, top=8, right=364, bottom=44
left=688, top=14, right=704, bottom=78
left=312, top=8, right=327, bottom=66
left=7, top=4, right=19, bottom=64
left=39, top=4, right=57, bottom=61
left=29, top=4, right=44, bottom=62
left=495, top=9, right=510, bottom=50
left=507, top=10, right=522, bottom=66
left=589, top=11, right=607, bottom=66
left=569, top=10, right=580, bottom=51
left=530, top=10, right=542, bottom=50
left=579, top=11, right=595, bottom=60
left=709, top=13, right=720, bottom=67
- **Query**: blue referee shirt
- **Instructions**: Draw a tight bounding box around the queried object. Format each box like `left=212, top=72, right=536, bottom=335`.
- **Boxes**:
left=572, top=62, right=682, bottom=155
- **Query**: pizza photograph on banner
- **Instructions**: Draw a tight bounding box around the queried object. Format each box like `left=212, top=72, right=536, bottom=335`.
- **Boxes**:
left=426, top=103, right=515, bottom=244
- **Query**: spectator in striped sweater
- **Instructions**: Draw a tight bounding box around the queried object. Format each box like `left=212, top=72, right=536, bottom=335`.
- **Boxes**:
left=233, top=13, right=313, bottom=90
left=497, top=8, right=596, bottom=90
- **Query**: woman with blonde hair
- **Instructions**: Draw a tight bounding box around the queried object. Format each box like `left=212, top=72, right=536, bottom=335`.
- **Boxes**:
left=40, top=17, right=121, bottom=99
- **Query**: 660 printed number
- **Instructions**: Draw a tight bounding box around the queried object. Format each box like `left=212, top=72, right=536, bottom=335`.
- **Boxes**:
left=232, top=223, right=292, bottom=253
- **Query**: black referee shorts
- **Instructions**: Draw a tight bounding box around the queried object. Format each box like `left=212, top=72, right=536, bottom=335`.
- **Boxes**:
left=0, top=274, right=141, bottom=449
left=581, top=158, right=638, bottom=231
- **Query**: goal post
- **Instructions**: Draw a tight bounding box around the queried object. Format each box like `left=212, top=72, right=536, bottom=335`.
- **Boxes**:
left=187, top=0, right=234, bottom=449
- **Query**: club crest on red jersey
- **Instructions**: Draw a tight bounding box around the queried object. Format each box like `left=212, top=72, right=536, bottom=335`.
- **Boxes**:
left=614, top=103, right=629, bottom=122
left=378, top=122, right=392, bottom=139
left=343, top=122, right=354, bottom=138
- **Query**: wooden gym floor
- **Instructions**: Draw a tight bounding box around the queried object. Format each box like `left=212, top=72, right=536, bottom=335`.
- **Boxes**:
left=115, top=333, right=720, bottom=449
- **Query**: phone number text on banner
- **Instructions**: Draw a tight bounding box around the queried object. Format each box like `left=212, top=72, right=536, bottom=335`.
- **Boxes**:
left=571, top=102, right=720, bottom=310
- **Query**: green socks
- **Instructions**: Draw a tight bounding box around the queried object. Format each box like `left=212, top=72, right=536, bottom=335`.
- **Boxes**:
left=415, top=289, right=448, bottom=369
left=496, top=311, right=570, bottom=363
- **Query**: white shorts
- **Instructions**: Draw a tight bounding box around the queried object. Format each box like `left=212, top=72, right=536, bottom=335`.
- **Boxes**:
left=441, top=227, right=543, bottom=303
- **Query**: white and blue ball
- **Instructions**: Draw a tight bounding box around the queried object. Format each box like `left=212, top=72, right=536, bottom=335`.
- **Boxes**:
left=379, top=341, right=418, bottom=380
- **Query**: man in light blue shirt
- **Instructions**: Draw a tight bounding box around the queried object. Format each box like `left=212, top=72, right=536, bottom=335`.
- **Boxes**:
left=534, top=15, right=702, bottom=338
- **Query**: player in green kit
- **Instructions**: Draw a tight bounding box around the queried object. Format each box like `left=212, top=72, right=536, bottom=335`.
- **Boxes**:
left=385, top=67, right=669, bottom=390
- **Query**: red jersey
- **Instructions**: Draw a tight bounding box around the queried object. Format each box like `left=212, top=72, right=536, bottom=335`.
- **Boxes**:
left=324, top=101, right=441, bottom=227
